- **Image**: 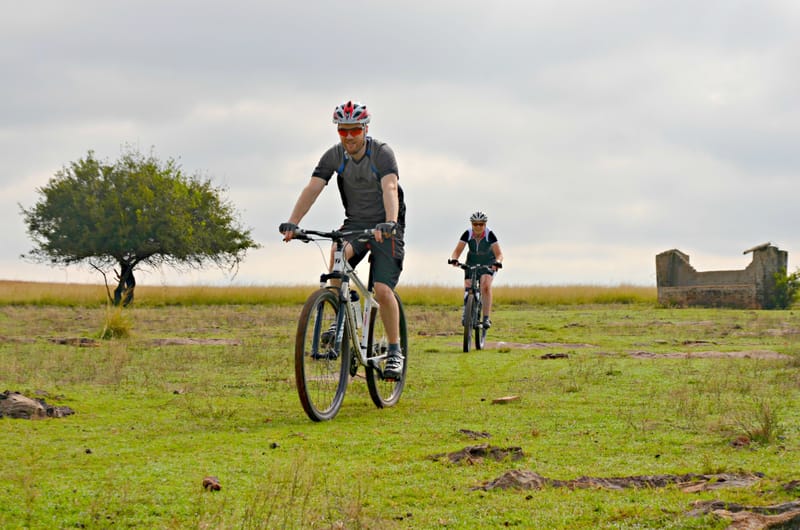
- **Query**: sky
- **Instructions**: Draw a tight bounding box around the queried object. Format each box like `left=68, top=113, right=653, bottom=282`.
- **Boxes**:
left=2, top=0, right=799, bottom=288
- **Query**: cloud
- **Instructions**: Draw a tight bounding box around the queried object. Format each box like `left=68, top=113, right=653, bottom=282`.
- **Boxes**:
left=3, top=0, right=800, bottom=287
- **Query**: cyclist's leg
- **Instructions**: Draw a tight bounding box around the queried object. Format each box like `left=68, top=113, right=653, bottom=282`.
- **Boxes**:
left=369, top=237, right=404, bottom=378
left=369, top=238, right=403, bottom=340
left=480, top=273, right=494, bottom=315
left=480, top=271, right=495, bottom=327
left=374, top=282, right=399, bottom=343
left=366, top=288, right=407, bottom=406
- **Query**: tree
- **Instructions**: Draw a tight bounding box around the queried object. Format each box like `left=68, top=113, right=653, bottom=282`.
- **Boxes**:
left=768, top=268, right=800, bottom=309
left=20, top=147, right=259, bottom=305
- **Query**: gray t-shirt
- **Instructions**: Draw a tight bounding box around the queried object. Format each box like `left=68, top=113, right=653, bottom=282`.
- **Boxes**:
left=312, top=137, right=405, bottom=228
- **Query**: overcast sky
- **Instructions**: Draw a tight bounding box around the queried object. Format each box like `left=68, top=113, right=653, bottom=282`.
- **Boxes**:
left=2, top=1, right=798, bottom=288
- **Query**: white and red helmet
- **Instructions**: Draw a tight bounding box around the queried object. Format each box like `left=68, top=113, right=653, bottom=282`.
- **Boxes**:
left=332, top=100, right=370, bottom=125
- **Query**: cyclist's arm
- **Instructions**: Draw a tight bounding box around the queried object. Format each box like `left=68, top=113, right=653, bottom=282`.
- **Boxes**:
left=450, top=240, right=466, bottom=265
left=283, top=177, right=326, bottom=241
left=375, top=173, right=399, bottom=243
left=491, top=242, right=504, bottom=268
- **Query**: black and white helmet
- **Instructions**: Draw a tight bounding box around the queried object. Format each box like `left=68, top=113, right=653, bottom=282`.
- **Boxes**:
left=469, top=211, right=488, bottom=222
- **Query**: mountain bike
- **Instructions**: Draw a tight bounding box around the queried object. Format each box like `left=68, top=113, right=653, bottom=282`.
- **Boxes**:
left=288, top=227, right=408, bottom=422
left=448, top=260, right=501, bottom=352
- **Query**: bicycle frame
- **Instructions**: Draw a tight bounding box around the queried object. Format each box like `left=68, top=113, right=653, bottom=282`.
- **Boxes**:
left=465, top=266, right=483, bottom=306
left=450, top=259, right=502, bottom=315
left=451, top=261, right=486, bottom=316
left=449, top=260, right=491, bottom=351
left=328, top=247, right=387, bottom=371
left=300, top=228, right=389, bottom=372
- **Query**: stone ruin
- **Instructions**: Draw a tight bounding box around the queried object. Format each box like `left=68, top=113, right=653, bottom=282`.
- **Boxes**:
left=656, top=243, right=788, bottom=309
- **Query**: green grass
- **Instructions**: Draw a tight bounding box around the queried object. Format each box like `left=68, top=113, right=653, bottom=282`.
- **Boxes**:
left=2, top=293, right=800, bottom=528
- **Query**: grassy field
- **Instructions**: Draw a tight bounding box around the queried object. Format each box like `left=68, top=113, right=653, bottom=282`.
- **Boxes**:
left=1, top=282, right=799, bottom=529
left=0, top=280, right=657, bottom=307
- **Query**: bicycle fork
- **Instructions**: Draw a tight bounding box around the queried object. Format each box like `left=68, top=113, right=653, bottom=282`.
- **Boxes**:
left=465, top=291, right=484, bottom=329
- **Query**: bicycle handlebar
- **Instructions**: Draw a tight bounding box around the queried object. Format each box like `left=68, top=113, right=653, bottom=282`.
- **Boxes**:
left=448, top=259, right=503, bottom=271
left=291, top=227, right=375, bottom=243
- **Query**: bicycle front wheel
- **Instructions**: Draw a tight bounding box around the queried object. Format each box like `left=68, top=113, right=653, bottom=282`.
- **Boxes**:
left=366, top=292, right=408, bottom=408
left=475, top=297, right=486, bottom=350
left=463, top=294, right=476, bottom=352
left=295, top=288, right=350, bottom=422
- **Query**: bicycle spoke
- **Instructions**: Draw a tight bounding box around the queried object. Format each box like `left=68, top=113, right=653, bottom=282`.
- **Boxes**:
left=366, top=292, right=407, bottom=408
left=295, top=289, right=349, bottom=421
left=463, top=294, right=474, bottom=352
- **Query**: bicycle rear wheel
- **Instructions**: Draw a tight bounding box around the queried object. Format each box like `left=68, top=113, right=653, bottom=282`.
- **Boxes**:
left=366, top=292, right=408, bottom=408
left=295, top=288, right=349, bottom=421
left=463, top=294, right=475, bottom=352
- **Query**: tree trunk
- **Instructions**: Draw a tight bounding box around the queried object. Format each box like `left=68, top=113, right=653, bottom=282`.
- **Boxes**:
left=113, top=261, right=136, bottom=306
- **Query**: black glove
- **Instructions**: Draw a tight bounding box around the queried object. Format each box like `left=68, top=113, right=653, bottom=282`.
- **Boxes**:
left=375, top=221, right=397, bottom=237
left=448, top=259, right=458, bottom=265
left=279, top=222, right=298, bottom=234
left=492, top=261, right=503, bottom=269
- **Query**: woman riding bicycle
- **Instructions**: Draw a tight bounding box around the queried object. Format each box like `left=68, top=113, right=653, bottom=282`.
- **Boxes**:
left=449, top=211, right=504, bottom=329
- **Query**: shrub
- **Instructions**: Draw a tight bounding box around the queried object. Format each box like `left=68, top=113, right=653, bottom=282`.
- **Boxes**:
left=768, top=268, right=800, bottom=309
left=733, top=398, right=784, bottom=445
left=99, top=306, right=132, bottom=339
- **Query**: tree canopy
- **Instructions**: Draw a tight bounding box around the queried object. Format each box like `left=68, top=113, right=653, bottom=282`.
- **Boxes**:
left=21, top=148, right=259, bottom=305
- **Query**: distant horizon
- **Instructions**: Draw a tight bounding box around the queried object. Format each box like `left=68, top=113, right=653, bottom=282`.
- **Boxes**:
left=4, top=238, right=785, bottom=290
left=0, top=277, right=657, bottom=288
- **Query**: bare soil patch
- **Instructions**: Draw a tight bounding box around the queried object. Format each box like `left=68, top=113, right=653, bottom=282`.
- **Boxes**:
left=429, top=444, right=524, bottom=464
left=690, top=499, right=800, bottom=529
left=475, top=469, right=763, bottom=492
left=630, top=350, right=789, bottom=360
left=16, top=336, right=242, bottom=347
left=0, top=335, right=36, bottom=344
left=150, top=338, right=242, bottom=346
left=540, top=352, right=569, bottom=359
left=457, top=429, right=491, bottom=439
left=50, top=337, right=100, bottom=347
left=484, top=341, right=593, bottom=349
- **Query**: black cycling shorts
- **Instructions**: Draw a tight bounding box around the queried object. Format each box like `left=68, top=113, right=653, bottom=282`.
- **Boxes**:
left=342, top=223, right=404, bottom=290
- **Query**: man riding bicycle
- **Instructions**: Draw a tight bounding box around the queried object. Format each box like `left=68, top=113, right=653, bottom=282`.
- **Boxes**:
left=279, top=100, right=407, bottom=380
left=449, top=211, right=504, bottom=329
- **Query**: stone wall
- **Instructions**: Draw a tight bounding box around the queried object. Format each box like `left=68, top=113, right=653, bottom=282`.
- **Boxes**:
left=655, top=243, right=788, bottom=308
